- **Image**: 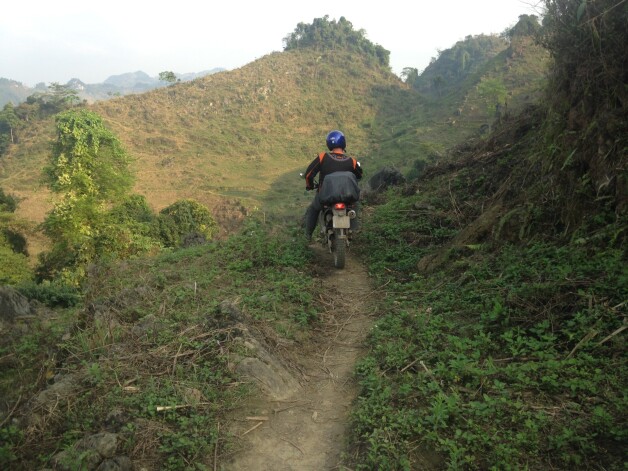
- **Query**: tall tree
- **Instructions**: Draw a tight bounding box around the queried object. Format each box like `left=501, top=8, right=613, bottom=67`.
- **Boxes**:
left=0, top=103, right=19, bottom=155
left=40, top=109, right=134, bottom=282
left=401, top=67, right=419, bottom=86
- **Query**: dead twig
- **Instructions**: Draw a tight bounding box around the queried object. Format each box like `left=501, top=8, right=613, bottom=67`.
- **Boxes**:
left=566, top=330, right=599, bottom=359
left=241, top=421, right=264, bottom=437
left=272, top=428, right=304, bottom=455
left=214, top=421, right=219, bottom=471
left=172, top=343, right=183, bottom=376
left=596, top=325, right=627, bottom=346
left=400, top=359, right=419, bottom=373
left=155, top=402, right=210, bottom=412
left=0, top=395, right=22, bottom=428
left=271, top=401, right=311, bottom=414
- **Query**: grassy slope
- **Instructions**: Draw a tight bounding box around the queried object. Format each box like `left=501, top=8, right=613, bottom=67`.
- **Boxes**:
left=0, top=33, right=564, bottom=469
left=349, top=107, right=627, bottom=469
left=0, top=220, right=322, bottom=469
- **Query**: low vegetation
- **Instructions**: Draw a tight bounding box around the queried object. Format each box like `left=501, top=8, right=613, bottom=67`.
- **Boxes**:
left=348, top=1, right=627, bottom=468
left=0, top=218, right=318, bottom=469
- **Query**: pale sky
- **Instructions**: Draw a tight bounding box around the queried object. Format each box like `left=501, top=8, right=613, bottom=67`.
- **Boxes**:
left=1, top=0, right=541, bottom=86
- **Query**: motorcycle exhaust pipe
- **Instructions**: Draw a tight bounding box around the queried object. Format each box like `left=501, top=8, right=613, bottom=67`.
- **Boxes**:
left=347, top=210, right=357, bottom=219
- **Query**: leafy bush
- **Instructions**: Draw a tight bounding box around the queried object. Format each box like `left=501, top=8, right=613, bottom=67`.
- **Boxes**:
left=16, top=279, right=81, bottom=307
left=0, top=246, right=32, bottom=284
left=109, top=194, right=155, bottom=224
left=156, top=199, right=218, bottom=247
left=0, top=187, right=17, bottom=213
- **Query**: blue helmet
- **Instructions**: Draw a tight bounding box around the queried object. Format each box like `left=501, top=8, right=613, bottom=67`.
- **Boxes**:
left=326, top=130, right=346, bottom=151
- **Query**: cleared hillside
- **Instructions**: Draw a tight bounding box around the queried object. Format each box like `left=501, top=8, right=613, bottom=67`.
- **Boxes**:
left=0, top=49, right=401, bottom=229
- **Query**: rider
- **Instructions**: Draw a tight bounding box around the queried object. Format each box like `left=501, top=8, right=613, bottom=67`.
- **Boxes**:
left=304, top=130, right=363, bottom=241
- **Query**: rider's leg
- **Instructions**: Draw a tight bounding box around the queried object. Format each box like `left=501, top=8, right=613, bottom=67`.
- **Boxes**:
left=304, top=194, right=322, bottom=240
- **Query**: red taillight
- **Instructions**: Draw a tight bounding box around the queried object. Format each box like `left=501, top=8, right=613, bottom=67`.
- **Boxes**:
left=334, top=203, right=346, bottom=210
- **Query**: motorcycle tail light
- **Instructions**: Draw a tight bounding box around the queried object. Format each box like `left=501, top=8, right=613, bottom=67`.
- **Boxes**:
left=334, top=203, right=346, bottom=210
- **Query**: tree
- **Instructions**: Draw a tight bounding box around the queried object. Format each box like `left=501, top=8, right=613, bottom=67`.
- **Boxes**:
left=0, top=103, right=19, bottom=155
left=40, top=109, right=134, bottom=282
left=23, top=82, right=81, bottom=117
left=45, top=109, right=133, bottom=201
left=159, top=71, right=178, bottom=84
left=400, top=67, right=419, bottom=86
left=505, top=14, right=541, bottom=39
left=283, top=16, right=390, bottom=67
left=476, top=78, right=508, bottom=130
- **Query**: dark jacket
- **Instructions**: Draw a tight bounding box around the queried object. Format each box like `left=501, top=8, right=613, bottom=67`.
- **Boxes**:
left=304, top=150, right=362, bottom=191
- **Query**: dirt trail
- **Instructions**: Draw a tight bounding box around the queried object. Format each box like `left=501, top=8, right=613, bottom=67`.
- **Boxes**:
left=225, top=248, right=373, bottom=470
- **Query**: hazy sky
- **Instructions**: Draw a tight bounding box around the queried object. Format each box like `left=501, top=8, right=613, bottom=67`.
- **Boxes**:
left=1, top=0, right=541, bottom=86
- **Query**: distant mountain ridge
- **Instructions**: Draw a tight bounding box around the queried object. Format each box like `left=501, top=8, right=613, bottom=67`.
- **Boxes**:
left=0, top=68, right=225, bottom=106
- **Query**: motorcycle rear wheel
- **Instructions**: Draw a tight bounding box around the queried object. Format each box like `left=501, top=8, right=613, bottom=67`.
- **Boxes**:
left=333, top=234, right=346, bottom=269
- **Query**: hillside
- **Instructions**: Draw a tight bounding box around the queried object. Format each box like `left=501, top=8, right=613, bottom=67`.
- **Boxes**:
left=0, top=48, right=401, bottom=237
left=0, top=28, right=548, bottom=243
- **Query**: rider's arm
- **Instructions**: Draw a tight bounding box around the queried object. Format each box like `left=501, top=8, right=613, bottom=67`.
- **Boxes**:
left=353, top=159, right=363, bottom=180
left=305, top=153, right=325, bottom=189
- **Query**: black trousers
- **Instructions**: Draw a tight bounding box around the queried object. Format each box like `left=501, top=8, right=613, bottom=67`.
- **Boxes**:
left=304, top=194, right=322, bottom=238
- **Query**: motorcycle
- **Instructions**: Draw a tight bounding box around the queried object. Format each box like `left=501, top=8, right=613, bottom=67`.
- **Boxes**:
left=301, top=171, right=360, bottom=269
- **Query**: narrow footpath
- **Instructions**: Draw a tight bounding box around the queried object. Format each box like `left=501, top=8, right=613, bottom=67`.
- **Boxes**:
left=225, top=249, right=374, bottom=470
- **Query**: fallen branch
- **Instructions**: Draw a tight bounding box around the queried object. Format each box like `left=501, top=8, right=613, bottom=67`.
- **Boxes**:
left=566, top=330, right=599, bottom=359
left=0, top=395, right=21, bottom=428
left=597, top=325, right=627, bottom=346
left=156, top=402, right=210, bottom=412
left=214, top=422, right=220, bottom=471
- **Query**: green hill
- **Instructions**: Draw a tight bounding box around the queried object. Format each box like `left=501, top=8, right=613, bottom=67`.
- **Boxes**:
left=0, top=23, right=548, bottom=246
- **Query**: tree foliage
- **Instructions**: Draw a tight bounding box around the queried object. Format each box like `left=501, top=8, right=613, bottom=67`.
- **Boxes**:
left=476, top=77, right=508, bottom=115
left=414, top=34, right=507, bottom=95
left=0, top=103, right=19, bottom=156
left=400, top=67, right=419, bottom=87
left=0, top=187, right=32, bottom=284
left=25, top=82, right=81, bottom=117
left=159, top=71, right=178, bottom=84
left=45, top=109, right=133, bottom=202
left=283, top=16, right=390, bottom=67
left=40, top=109, right=134, bottom=282
left=504, top=14, right=541, bottom=39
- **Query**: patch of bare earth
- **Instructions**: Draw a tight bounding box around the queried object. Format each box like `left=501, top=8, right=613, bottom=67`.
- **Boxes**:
left=224, top=247, right=373, bottom=470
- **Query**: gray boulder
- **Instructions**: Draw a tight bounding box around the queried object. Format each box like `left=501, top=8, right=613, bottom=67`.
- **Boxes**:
left=0, top=286, right=31, bottom=322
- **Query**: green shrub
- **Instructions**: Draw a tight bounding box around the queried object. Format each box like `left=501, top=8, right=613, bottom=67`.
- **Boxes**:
left=156, top=199, right=218, bottom=247
left=16, top=279, right=81, bottom=307
left=0, top=246, right=32, bottom=284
